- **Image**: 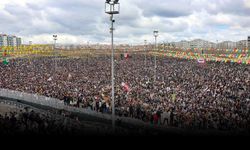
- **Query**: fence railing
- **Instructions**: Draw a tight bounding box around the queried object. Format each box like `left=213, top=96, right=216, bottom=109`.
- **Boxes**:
left=0, top=88, right=149, bottom=128
left=0, top=88, right=232, bottom=135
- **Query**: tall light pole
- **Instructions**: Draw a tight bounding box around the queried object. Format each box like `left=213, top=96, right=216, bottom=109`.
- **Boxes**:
left=105, top=0, right=120, bottom=132
left=248, top=36, right=250, bottom=50
left=28, top=41, right=32, bottom=63
left=216, top=40, right=219, bottom=50
left=29, top=41, right=32, bottom=55
left=87, top=41, right=90, bottom=63
left=144, top=40, right=147, bottom=66
left=53, top=35, right=57, bottom=71
left=153, top=30, right=159, bottom=82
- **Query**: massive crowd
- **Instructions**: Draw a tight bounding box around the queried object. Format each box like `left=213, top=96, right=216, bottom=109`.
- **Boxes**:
left=0, top=54, right=249, bottom=132
left=0, top=105, right=85, bottom=135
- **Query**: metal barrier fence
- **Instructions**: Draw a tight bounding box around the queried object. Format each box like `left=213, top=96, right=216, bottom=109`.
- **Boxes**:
left=0, top=88, right=232, bottom=135
left=0, top=88, right=149, bottom=127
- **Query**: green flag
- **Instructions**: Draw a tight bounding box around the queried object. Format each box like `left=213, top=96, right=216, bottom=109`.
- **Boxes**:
left=3, top=58, right=9, bottom=65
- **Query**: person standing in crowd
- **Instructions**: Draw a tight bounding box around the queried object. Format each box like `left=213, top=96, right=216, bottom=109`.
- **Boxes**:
left=0, top=55, right=249, bottom=131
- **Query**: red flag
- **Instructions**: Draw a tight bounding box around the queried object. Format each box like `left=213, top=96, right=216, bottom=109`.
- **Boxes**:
left=121, top=82, right=130, bottom=92
left=124, top=53, right=129, bottom=59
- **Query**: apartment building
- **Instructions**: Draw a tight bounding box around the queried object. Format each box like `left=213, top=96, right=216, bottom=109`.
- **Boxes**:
left=0, top=34, right=8, bottom=46
left=0, top=34, right=22, bottom=46
left=236, top=40, right=247, bottom=50
left=248, top=36, right=250, bottom=48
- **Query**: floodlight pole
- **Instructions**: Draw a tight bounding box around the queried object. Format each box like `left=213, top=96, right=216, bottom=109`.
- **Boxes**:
left=111, top=13, right=115, bottom=132
left=53, top=35, right=57, bottom=71
left=144, top=40, right=147, bottom=66
left=154, top=36, right=157, bottom=81
left=105, top=0, right=120, bottom=133
left=216, top=40, right=218, bottom=50
left=153, top=31, right=158, bottom=82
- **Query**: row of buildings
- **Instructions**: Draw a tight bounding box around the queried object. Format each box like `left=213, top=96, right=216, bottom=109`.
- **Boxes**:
left=0, top=34, right=22, bottom=47
left=58, top=39, right=249, bottom=51
left=170, top=37, right=250, bottom=49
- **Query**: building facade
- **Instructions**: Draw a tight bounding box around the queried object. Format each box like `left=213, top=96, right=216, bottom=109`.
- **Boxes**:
left=17, top=37, right=22, bottom=46
left=236, top=40, right=247, bottom=50
left=169, top=39, right=248, bottom=49
left=173, top=39, right=215, bottom=49
left=7, top=36, right=14, bottom=46
left=248, top=36, right=250, bottom=48
left=0, top=34, right=22, bottom=46
left=217, top=41, right=237, bottom=49
left=0, top=34, right=8, bottom=46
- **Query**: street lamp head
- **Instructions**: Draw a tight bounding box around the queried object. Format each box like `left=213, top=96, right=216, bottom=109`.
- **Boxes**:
left=106, top=0, right=119, bottom=4
left=53, top=35, right=57, bottom=41
left=105, top=0, right=120, bottom=14
left=153, top=30, right=159, bottom=37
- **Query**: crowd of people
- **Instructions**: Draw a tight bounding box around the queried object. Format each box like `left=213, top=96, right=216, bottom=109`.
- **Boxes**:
left=0, top=105, right=85, bottom=135
left=0, top=101, right=157, bottom=136
left=0, top=54, right=249, bottom=132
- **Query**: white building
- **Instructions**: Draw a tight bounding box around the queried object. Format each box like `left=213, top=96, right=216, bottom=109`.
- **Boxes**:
left=7, top=36, right=14, bottom=46
left=248, top=36, right=250, bottom=48
left=218, top=41, right=237, bottom=49
left=174, top=39, right=213, bottom=49
left=174, top=40, right=190, bottom=48
left=0, top=34, right=22, bottom=46
left=189, top=39, right=210, bottom=48
left=236, top=40, right=247, bottom=49
left=12, top=36, right=17, bottom=46
left=17, top=38, right=22, bottom=46
left=0, top=34, right=8, bottom=46
left=208, top=42, right=216, bottom=48
left=168, top=39, right=246, bottom=49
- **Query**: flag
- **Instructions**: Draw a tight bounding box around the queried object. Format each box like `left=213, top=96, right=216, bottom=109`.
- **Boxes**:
left=247, top=60, right=250, bottom=64
left=197, top=58, right=205, bottom=64
left=124, top=53, right=129, bottom=59
left=121, top=82, right=130, bottom=92
left=3, top=58, right=9, bottom=65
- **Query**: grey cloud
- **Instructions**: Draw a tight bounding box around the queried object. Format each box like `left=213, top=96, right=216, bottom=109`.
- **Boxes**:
left=141, top=0, right=192, bottom=18
left=193, top=0, right=250, bottom=16
left=143, top=6, right=192, bottom=18
left=0, top=0, right=249, bottom=44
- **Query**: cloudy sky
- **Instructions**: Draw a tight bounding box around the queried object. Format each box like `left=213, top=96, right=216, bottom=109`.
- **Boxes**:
left=0, top=0, right=250, bottom=44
